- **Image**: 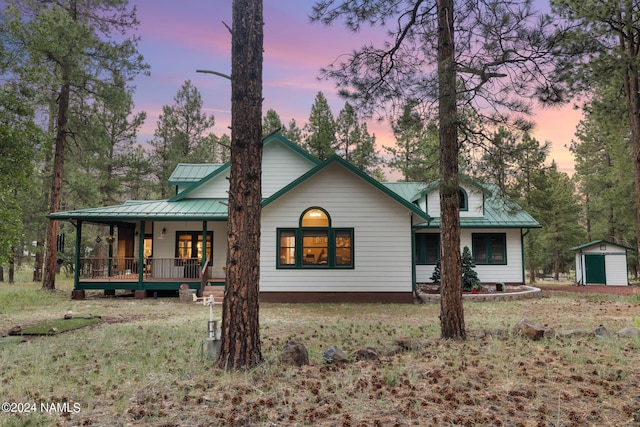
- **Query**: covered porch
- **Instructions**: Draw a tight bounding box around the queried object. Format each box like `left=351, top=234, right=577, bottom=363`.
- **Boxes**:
left=48, top=199, right=229, bottom=299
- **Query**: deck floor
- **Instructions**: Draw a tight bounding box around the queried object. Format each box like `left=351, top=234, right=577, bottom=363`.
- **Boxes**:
left=79, top=277, right=225, bottom=283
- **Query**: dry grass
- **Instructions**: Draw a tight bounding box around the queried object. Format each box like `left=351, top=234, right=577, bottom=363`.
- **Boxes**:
left=1, top=278, right=640, bottom=426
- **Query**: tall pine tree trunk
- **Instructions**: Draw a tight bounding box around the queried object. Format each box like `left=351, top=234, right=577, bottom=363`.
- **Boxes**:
left=216, top=0, right=263, bottom=369
left=627, top=78, right=640, bottom=262
left=8, top=247, right=15, bottom=283
left=43, top=82, right=70, bottom=290
left=618, top=2, right=640, bottom=271
left=437, top=0, right=465, bottom=340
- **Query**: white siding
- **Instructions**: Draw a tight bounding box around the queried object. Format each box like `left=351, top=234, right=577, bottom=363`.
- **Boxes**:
left=186, top=169, right=230, bottom=199
left=462, top=187, right=484, bottom=218
left=415, top=228, right=524, bottom=284
left=260, top=163, right=414, bottom=293
left=181, top=141, right=316, bottom=199
left=574, top=253, right=583, bottom=285
left=605, top=254, right=629, bottom=286
left=261, top=142, right=316, bottom=197
left=425, top=191, right=439, bottom=217
left=425, top=184, right=484, bottom=218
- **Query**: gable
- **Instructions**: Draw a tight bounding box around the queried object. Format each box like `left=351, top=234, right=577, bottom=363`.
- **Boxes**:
left=424, top=183, right=485, bottom=218
left=570, top=240, right=633, bottom=253
left=171, top=133, right=319, bottom=201
left=264, top=155, right=430, bottom=221
left=387, top=177, right=540, bottom=229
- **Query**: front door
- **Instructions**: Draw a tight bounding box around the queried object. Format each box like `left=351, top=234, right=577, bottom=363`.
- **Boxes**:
left=585, top=254, right=606, bottom=285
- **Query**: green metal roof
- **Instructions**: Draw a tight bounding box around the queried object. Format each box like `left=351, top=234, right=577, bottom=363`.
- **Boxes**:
left=49, top=132, right=537, bottom=229
left=49, top=199, right=228, bottom=223
left=414, top=197, right=540, bottom=228
left=381, top=182, right=427, bottom=203
left=388, top=179, right=540, bottom=229
left=168, top=164, right=223, bottom=186
left=570, top=240, right=634, bottom=252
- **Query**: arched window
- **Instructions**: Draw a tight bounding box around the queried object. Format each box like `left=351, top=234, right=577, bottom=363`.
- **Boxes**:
left=459, top=188, right=468, bottom=211
left=301, top=208, right=329, bottom=227
left=277, top=207, right=353, bottom=268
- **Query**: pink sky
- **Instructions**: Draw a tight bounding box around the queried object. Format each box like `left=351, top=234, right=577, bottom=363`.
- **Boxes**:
left=131, top=0, right=579, bottom=178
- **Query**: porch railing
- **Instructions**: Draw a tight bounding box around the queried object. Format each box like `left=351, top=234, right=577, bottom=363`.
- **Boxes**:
left=78, top=257, right=208, bottom=281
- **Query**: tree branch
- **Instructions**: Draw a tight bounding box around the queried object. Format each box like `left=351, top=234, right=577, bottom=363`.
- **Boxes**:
left=196, top=69, right=231, bottom=80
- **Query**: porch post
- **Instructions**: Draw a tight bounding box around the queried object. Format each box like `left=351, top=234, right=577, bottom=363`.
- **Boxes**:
left=108, top=224, right=114, bottom=277
left=135, top=221, right=146, bottom=299
left=71, top=220, right=84, bottom=299
left=410, top=216, right=416, bottom=294
left=201, top=221, right=208, bottom=296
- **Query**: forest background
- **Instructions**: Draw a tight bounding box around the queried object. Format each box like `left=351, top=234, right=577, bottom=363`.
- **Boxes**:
left=0, top=0, right=637, bottom=284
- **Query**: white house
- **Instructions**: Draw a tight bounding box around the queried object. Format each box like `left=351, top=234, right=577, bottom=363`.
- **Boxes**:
left=570, top=240, right=631, bottom=286
left=50, top=133, right=540, bottom=302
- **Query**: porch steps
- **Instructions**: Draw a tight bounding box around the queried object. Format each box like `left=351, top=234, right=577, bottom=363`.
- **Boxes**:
left=202, top=285, right=224, bottom=303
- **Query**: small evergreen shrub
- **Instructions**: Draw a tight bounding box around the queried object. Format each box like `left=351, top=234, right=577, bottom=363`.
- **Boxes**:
left=430, top=259, right=441, bottom=283
left=461, top=246, right=482, bottom=291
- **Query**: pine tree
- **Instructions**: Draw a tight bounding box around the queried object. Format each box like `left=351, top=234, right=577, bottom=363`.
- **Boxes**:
left=430, top=259, right=441, bottom=283
left=461, top=246, right=481, bottom=292
left=304, top=92, right=335, bottom=160
left=263, top=108, right=283, bottom=136
left=216, top=0, right=263, bottom=370
left=387, top=99, right=439, bottom=182
left=312, top=0, right=559, bottom=340
left=148, top=80, right=215, bottom=198
left=2, top=0, right=148, bottom=289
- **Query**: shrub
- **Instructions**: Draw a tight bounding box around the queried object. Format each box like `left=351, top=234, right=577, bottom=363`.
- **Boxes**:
left=461, top=246, right=482, bottom=291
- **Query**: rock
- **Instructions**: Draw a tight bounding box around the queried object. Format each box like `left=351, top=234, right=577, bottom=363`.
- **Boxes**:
left=513, top=318, right=546, bottom=341
left=323, top=346, right=348, bottom=364
left=617, top=327, right=640, bottom=338
left=84, top=314, right=93, bottom=319
left=594, top=325, right=610, bottom=337
left=353, top=347, right=378, bottom=361
left=64, top=311, right=73, bottom=320
left=280, top=341, right=309, bottom=367
left=48, top=327, right=58, bottom=334
left=8, top=326, right=21, bottom=335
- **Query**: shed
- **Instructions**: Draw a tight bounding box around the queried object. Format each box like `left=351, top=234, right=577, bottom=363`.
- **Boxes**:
left=570, top=240, right=631, bottom=286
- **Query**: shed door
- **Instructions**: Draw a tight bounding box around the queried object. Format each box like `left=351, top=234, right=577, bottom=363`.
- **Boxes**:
left=585, top=254, right=606, bottom=284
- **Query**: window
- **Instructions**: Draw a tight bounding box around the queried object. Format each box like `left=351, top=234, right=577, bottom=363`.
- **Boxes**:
left=459, top=188, right=468, bottom=211
left=278, top=230, right=296, bottom=266
left=175, top=231, right=213, bottom=265
left=277, top=207, right=353, bottom=268
left=302, top=230, right=328, bottom=264
left=415, top=234, right=440, bottom=264
left=472, top=233, right=506, bottom=265
left=143, top=237, right=153, bottom=258
left=334, top=230, right=352, bottom=266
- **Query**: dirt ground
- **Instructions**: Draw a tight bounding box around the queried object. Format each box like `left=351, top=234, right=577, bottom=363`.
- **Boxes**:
left=108, top=288, right=640, bottom=426
left=4, top=285, right=640, bottom=427
left=536, top=283, right=639, bottom=296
